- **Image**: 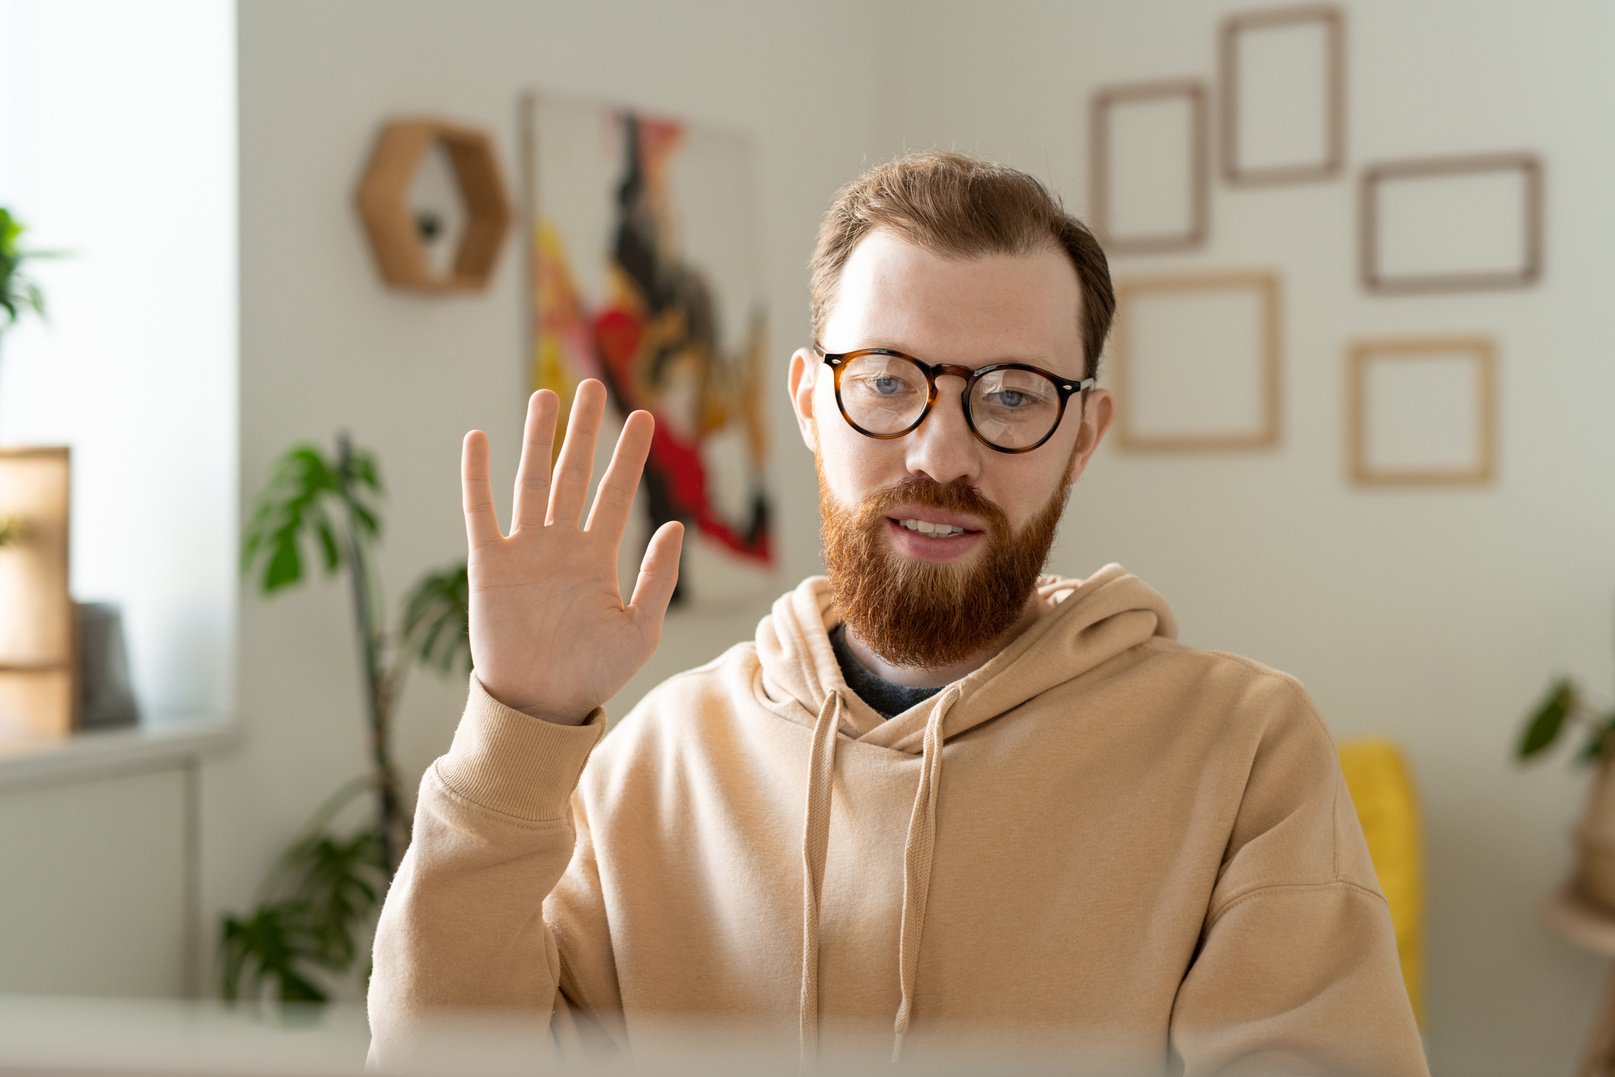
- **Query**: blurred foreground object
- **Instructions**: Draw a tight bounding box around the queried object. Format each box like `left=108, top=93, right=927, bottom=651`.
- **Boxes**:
left=0, top=995, right=1205, bottom=1076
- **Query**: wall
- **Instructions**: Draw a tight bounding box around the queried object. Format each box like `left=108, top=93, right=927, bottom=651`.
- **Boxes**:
left=225, top=0, right=885, bottom=993
left=878, top=1, right=1615, bottom=1072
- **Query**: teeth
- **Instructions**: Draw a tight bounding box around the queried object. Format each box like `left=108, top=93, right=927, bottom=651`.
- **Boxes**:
left=899, top=518, right=965, bottom=537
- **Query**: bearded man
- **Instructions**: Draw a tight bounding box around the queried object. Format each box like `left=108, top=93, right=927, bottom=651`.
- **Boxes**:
left=368, top=152, right=1430, bottom=1076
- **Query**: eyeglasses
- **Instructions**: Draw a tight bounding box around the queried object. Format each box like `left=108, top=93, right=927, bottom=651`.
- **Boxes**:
left=816, top=344, right=1095, bottom=454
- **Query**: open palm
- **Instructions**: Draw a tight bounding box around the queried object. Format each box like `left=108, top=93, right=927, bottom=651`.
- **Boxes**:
left=460, top=380, right=683, bottom=723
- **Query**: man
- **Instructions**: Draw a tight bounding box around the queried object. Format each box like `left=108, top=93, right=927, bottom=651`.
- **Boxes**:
left=368, top=152, right=1430, bottom=1075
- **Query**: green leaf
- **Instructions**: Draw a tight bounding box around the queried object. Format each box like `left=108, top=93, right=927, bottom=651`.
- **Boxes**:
left=401, top=562, right=470, bottom=679
left=350, top=500, right=380, bottom=540
left=1579, top=712, right=1615, bottom=765
left=216, top=902, right=330, bottom=1007
left=349, top=452, right=383, bottom=495
left=263, top=534, right=303, bottom=593
left=311, top=504, right=342, bottom=574
left=1518, top=678, right=1577, bottom=761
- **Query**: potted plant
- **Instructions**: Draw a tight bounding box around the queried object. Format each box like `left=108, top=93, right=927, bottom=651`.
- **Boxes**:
left=1516, top=675, right=1615, bottom=912
left=224, top=433, right=472, bottom=1006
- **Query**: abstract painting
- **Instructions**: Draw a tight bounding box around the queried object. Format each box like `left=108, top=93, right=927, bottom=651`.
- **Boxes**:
left=522, top=92, right=774, bottom=607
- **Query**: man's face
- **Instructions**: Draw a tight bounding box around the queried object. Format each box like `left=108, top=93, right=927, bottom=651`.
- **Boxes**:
left=789, top=229, right=1116, bottom=666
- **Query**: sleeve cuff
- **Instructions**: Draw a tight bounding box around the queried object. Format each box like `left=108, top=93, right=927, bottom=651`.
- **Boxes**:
left=433, top=671, right=608, bottom=822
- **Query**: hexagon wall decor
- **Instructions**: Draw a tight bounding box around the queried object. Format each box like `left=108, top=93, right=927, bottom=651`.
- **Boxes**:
left=355, top=117, right=512, bottom=293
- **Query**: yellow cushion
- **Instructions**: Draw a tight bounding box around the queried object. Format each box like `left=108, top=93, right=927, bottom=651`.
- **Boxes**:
left=1338, top=737, right=1424, bottom=1028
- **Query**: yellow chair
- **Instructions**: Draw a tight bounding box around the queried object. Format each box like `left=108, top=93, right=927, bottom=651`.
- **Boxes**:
left=1338, top=737, right=1424, bottom=1028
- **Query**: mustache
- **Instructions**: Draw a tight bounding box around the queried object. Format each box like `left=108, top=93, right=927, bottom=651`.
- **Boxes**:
left=855, top=476, right=1009, bottom=534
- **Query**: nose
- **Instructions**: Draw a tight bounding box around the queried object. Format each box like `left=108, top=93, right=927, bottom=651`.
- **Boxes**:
left=902, top=375, right=983, bottom=487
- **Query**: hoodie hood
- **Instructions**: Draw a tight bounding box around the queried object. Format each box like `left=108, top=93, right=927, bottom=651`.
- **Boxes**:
left=755, top=563, right=1179, bottom=754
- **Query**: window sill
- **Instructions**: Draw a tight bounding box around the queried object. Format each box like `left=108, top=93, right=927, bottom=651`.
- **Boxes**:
left=0, top=714, right=240, bottom=793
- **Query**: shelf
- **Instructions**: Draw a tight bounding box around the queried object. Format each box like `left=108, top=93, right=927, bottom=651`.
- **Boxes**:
left=0, top=713, right=241, bottom=794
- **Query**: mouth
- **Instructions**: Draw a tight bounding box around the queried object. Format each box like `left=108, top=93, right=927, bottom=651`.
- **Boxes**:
left=883, top=515, right=987, bottom=563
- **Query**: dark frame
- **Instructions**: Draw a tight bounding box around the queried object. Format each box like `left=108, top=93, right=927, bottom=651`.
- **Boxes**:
left=1219, top=4, right=1346, bottom=186
left=1360, top=152, right=1544, bottom=294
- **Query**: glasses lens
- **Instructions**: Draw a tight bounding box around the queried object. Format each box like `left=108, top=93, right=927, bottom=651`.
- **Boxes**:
left=968, top=368, right=1062, bottom=450
left=838, top=353, right=930, bottom=435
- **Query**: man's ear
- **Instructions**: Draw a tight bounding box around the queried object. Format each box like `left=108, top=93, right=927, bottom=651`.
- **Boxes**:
left=788, top=347, right=819, bottom=452
left=1064, top=387, right=1116, bottom=486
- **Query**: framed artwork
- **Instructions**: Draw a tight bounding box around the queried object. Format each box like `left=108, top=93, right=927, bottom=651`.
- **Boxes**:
left=521, top=92, right=774, bottom=607
left=1360, top=153, right=1544, bottom=294
left=1220, top=4, right=1346, bottom=185
left=1347, top=336, right=1498, bottom=487
left=0, top=447, right=76, bottom=740
left=1111, top=271, right=1282, bottom=453
left=1089, top=79, right=1209, bottom=254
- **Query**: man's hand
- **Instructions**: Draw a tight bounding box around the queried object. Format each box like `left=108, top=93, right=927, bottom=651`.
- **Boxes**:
left=460, top=379, right=684, bottom=724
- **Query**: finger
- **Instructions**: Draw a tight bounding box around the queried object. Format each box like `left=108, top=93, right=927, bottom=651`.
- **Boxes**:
left=584, top=409, right=654, bottom=539
left=461, top=430, right=503, bottom=548
left=548, top=380, right=606, bottom=527
left=512, top=390, right=560, bottom=533
left=628, top=520, right=685, bottom=632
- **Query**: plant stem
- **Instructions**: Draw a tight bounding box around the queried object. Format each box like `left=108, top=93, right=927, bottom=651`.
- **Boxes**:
left=336, top=433, right=401, bottom=878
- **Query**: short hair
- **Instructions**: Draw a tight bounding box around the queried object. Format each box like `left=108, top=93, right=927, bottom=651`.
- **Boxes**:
left=808, top=151, right=1115, bottom=380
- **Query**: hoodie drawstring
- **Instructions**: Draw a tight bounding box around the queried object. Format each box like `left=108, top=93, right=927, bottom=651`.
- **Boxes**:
left=798, top=686, right=960, bottom=1068
left=892, top=686, right=959, bottom=1064
left=799, top=692, right=841, bottom=1068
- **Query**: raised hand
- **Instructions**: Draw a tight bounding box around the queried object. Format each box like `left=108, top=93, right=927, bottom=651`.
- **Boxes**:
left=460, top=380, right=684, bottom=724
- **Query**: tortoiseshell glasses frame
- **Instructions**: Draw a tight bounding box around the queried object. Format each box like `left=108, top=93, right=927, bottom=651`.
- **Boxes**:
left=814, top=344, right=1095, bottom=454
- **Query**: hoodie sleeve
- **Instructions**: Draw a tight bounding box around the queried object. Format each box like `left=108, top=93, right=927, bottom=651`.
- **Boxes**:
left=366, top=673, right=611, bottom=1070
left=1167, top=672, right=1430, bottom=1077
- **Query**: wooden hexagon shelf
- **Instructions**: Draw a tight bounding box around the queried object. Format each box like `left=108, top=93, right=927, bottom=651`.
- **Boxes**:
left=355, top=117, right=512, bottom=293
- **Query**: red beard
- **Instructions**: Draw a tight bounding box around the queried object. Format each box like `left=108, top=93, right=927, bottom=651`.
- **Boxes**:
left=816, top=461, right=1070, bottom=669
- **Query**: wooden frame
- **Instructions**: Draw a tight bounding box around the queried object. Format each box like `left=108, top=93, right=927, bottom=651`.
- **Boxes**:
left=0, top=447, right=77, bottom=740
left=1112, top=271, right=1282, bottom=453
left=355, top=117, right=513, bottom=293
left=1089, top=79, right=1210, bottom=254
left=1219, top=4, right=1345, bottom=185
left=1360, top=153, right=1544, bottom=294
left=1347, top=336, right=1498, bottom=487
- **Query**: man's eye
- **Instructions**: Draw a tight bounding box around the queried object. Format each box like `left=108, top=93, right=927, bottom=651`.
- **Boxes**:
left=863, top=375, right=911, bottom=396
left=990, top=389, right=1030, bottom=408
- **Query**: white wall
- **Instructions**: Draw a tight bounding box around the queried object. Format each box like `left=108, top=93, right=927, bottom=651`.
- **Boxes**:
left=879, top=1, right=1615, bottom=1072
left=223, top=0, right=885, bottom=995
left=0, top=0, right=237, bottom=719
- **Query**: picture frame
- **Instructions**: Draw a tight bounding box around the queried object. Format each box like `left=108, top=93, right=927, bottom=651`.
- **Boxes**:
left=1111, top=271, right=1283, bottom=453
left=1089, top=79, right=1210, bottom=254
left=1219, top=4, right=1346, bottom=185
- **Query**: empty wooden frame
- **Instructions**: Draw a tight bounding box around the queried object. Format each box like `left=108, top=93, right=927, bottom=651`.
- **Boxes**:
left=1112, top=271, right=1282, bottom=453
left=1347, top=337, right=1498, bottom=487
left=356, top=117, right=513, bottom=293
left=1361, top=153, right=1543, bottom=294
left=0, top=447, right=77, bottom=740
left=1090, top=80, right=1209, bottom=254
left=1220, top=4, right=1345, bottom=185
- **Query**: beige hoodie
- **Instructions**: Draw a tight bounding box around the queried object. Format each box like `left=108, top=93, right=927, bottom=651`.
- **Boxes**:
left=368, top=565, right=1429, bottom=1075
